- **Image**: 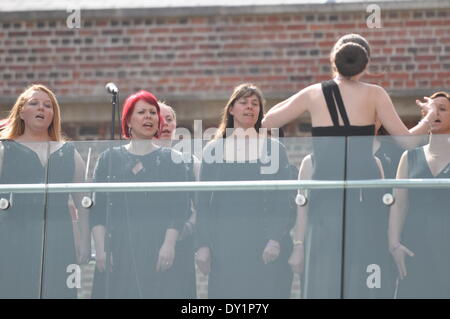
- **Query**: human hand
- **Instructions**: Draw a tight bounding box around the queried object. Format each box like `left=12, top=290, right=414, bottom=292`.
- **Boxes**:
left=262, top=240, right=280, bottom=264
left=390, top=243, right=414, bottom=280
left=288, top=244, right=305, bottom=275
left=416, top=97, right=438, bottom=122
left=156, top=241, right=176, bottom=272
left=195, top=247, right=211, bottom=275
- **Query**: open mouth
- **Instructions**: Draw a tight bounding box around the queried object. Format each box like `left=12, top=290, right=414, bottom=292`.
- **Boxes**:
left=35, top=114, right=45, bottom=119
left=161, top=129, right=171, bottom=134
left=143, top=123, right=154, bottom=128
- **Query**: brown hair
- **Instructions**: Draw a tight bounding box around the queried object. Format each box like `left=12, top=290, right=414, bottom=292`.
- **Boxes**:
left=0, top=84, right=64, bottom=141
left=419, top=91, right=450, bottom=118
left=215, top=83, right=265, bottom=139
left=430, top=91, right=450, bottom=101
left=331, top=34, right=371, bottom=78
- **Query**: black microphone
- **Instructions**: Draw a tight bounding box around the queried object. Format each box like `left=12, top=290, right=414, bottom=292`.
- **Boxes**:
left=105, top=82, right=118, bottom=94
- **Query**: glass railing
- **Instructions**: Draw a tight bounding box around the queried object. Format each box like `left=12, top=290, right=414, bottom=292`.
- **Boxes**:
left=1, top=135, right=449, bottom=299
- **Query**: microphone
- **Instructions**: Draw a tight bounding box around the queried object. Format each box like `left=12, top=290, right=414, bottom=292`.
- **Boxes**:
left=105, top=82, right=119, bottom=94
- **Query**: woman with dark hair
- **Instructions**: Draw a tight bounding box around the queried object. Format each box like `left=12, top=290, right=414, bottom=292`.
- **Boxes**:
left=90, top=90, right=192, bottom=298
left=195, top=83, right=294, bottom=298
left=389, top=91, right=450, bottom=298
left=263, top=33, right=438, bottom=298
left=262, top=33, right=436, bottom=134
left=0, top=84, right=90, bottom=298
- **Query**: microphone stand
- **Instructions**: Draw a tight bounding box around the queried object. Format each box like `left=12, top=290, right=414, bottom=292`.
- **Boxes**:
left=110, top=91, right=118, bottom=140
left=104, top=89, right=119, bottom=298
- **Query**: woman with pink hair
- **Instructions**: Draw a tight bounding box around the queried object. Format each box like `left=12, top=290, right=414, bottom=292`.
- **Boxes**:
left=90, top=90, right=192, bottom=298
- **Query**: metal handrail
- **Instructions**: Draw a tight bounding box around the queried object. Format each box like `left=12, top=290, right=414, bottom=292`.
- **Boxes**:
left=0, top=178, right=449, bottom=193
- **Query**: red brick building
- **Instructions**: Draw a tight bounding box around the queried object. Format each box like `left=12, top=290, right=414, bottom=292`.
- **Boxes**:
left=0, top=0, right=449, bottom=139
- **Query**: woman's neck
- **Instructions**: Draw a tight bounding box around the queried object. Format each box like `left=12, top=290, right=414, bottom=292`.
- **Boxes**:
left=16, top=130, right=51, bottom=142
left=229, top=126, right=258, bottom=138
left=126, top=139, right=159, bottom=155
left=428, top=134, right=450, bottom=157
left=334, top=74, right=361, bottom=82
left=155, top=138, right=172, bottom=148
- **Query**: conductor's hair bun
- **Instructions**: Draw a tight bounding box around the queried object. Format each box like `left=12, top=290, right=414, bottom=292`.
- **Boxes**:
left=334, top=42, right=369, bottom=77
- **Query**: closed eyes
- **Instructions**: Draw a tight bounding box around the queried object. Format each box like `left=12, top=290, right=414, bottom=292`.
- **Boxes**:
left=28, top=100, right=52, bottom=108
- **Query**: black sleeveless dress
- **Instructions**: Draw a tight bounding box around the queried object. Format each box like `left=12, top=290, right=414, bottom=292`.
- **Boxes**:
left=302, top=80, right=394, bottom=298
left=0, top=140, right=77, bottom=298
left=196, top=138, right=294, bottom=298
left=397, top=146, right=450, bottom=298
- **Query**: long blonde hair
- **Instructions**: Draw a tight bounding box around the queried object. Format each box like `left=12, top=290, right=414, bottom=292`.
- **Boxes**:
left=0, top=84, right=64, bottom=141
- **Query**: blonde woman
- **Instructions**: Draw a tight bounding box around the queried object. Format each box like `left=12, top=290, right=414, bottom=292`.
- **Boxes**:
left=0, top=84, right=89, bottom=298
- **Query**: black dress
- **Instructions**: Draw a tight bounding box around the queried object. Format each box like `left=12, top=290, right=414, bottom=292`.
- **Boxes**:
left=397, top=146, right=450, bottom=298
left=90, top=146, right=193, bottom=299
left=303, top=80, right=394, bottom=298
left=196, top=138, right=294, bottom=298
left=374, top=137, right=405, bottom=179
left=166, top=154, right=197, bottom=299
left=0, top=140, right=77, bottom=299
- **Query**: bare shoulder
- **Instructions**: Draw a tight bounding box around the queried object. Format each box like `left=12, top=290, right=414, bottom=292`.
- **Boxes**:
left=363, top=82, right=387, bottom=96
left=297, top=83, right=324, bottom=110
left=304, top=83, right=323, bottom=98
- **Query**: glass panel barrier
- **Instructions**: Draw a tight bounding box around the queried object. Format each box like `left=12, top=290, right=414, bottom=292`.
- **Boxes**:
left=39, top=136, right=347, bottom=299
left=341, top=134, right=447, bottom=299
left=0, top=140, right=49, bottom=298
left=42, top=140, right=108, bottom=298
left=10, top=134, right=448, bottom=299
left=194, top=137, right=298, bottom=298
left=294, top=136, right=346, bottom=299
left=86, top=140, right=196, bottom=298
left=385, top=134, right=450, bottom=299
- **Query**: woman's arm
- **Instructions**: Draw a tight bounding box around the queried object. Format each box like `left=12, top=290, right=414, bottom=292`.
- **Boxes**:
left=374, top=156, right=385, bottom=179
left=71, top=149, right=91, bottom=264
left=388, top=152, right=409, bottom=246
left=261, top=86, right=313, bottom=129
left=156, top=228, right=179, bottom=272
left=388, top=151, right=414, bottom=279
left=262, top=141, right=292, bottom=264
left=288, top=155, right=312, bottom=274
left=374, top=86, right=436, bottom=136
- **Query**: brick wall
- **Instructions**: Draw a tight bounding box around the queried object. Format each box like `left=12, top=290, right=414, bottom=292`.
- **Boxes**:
left=0, top=2, right=449, bottom=137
